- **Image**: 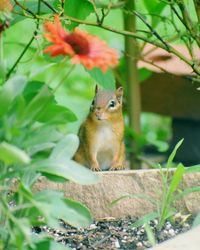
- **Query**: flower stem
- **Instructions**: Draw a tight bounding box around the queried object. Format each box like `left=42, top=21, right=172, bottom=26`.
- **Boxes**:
left=6, top=35, right=35, bottom=79
left=6, top=0, right=41, bottom=79
left=52, top=64, right=75, bottom=94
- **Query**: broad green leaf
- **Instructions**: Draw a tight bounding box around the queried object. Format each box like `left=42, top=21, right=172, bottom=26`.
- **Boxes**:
left=192, top=214, right=200, bottom=228
left=166, top=139, right=184, bottom=169
left=34, top=190, right=92, bottom=227
left=24, top=126, right=62, bottom=149
left=37, top=104, right=77, bottom=124
left=0, top=142, right=31, bottom=165
left=34, top=159, right=99, bottom=185
left=28, top=142, right=55, bottom=156
left=50, top=134, right=79, bottom=160
left=88, top=68, right=116, bottom=90
left=131, top=212, right=159, bottom=228
left=62, top=198, right=92, bottom=227
left=0, top=75, right=27, bottom=117
left=64, top=0, right=93, bottom=30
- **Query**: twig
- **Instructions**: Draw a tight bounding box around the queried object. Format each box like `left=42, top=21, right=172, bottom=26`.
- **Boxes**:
left=6, top=0, right=41, bottom=79
left=13, top=0, right=37, bottom=18
left=41, top=0, right=57, bottom=13
left=6, top=35, right=35, bottom=79
left=12, top=1, right=200, bottom=76
left=90, top=0, right=101, bottom=24
left=131, top=10, right=170, bottom=51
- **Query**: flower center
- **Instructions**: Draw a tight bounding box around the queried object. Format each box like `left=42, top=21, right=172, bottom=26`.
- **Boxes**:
left=65, top=33, right=90, bottom=55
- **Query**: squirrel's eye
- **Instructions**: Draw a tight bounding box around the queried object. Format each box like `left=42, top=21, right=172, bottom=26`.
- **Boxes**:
left=91, top=99, right=95, bottom=106
left=109, top=100, right=116, bottom=108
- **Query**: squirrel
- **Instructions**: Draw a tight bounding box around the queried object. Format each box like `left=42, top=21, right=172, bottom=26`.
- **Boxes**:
left=74, top=85, right=125, bottom=171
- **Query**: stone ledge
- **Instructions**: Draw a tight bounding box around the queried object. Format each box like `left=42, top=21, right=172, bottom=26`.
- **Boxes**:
left=151, top=226, right=200, bottom=250
left=34, top=169, right=200, bottom=219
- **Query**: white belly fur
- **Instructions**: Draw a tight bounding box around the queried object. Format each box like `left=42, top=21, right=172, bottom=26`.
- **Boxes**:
left=94, top=124, right=118, bottom=170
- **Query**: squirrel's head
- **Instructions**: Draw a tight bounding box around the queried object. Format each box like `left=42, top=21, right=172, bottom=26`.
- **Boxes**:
left=90, top=85, right=123, bottom=122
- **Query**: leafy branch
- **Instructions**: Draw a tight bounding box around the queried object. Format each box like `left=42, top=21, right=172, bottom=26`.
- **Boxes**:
left=10, top=0, right=200, bottom=77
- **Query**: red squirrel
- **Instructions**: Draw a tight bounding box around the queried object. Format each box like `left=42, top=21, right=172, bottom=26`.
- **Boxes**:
left=74, top=85, right=125, bottom=171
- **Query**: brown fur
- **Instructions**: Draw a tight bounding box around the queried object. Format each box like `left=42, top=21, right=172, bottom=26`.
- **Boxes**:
left=74, top=86, right=125, bottom=171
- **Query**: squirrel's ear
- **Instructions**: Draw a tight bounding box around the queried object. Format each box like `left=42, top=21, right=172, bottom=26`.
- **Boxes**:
left=95, top=84, right=99, bottom=94
left=116, top=87, right=123, bottom=103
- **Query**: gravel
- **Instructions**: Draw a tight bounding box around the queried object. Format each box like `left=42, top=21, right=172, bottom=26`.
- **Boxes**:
left=33, top=213, right=193, bottom=249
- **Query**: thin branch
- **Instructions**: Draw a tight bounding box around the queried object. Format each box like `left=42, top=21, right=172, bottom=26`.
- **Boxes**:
left=90, top=0, right=101, bottom=24
left=41, top=0, right=57, bottom=13
left=130, top=10, right=170, bottom=51
left=12, top=2, right=200, bottom=76
left=6, top=0, right=41, bottom=79
left=63, top=15, right=200, bottom=75
left=13, top=0, right=37, bottom=18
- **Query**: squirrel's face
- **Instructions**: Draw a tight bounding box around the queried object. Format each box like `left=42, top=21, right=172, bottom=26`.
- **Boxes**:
left=90, top=86, right=123, bottom=122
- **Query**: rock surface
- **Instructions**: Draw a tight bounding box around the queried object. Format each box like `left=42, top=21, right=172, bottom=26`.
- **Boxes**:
left=151, top=226, right=200, bottom=250
left=34, top=169, right=200, bottom=219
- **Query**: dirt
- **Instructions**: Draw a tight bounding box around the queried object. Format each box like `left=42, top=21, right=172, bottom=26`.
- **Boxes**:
left=33, top=213, right=193, bottom=249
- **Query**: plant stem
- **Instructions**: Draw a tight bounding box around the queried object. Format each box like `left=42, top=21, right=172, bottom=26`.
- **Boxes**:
left=123, top=0, right=141, bottom=169
left=12, top=0, right=200, bottom=76
left=193, top=0, right=200, bottom=23
left=6, top=35, right=35, bottom=79
left=6, top=0, right=41, bottom=79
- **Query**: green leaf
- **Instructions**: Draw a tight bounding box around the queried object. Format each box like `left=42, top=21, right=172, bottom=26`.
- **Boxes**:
left=131, top=212, right=159, bottom=228
left=176, top=186, right=200, bottom=200
left=50, top=134, right=79, bottom=160
left=0, top=142, right=31, bottom=165
left=192, top=214, right=200, bottom=228
left=110, top=193, right=156, bottom=207
left=139, top=68, right=152, bottom=82
left=0, top=75, right=27, bottom=117
left=24, top=126, right=62, bottom=150
left=34, top=240, right=70, bottom=250
left=21, top=85, right=53, bottom=125
left=185, top=164, right=200, bottom=173
left=166, top=139, right=184, bottom=169
left=12, top=0, right=55, bottom=25
left=62, top=198, right=92, bottom=227
left=144, top=223, right=156, bottom=246
left=34, top=190, right=92, bottom=227
left=168, top=163, right=185, bottom=195
left=88, top=68, right=116, bottom=90
left=64, top=0, right=93, bottom=30
left=37, top=104, right=77, bottom=124
left=143, top=0, right=167, bottom=27
left=34, top=159, right=99, bottom=185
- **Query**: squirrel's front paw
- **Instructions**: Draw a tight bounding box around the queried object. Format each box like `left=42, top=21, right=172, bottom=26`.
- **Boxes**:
left=110, top=165, right=125, bottom=171
left=91, top=165, right=101, bottom=171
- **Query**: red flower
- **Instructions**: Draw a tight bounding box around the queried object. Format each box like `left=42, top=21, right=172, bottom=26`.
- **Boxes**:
left=43, top=16, right=118, bottom=72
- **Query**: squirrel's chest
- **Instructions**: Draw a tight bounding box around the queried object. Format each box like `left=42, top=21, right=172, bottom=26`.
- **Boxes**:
left=94, top=125, right=118, bottom=169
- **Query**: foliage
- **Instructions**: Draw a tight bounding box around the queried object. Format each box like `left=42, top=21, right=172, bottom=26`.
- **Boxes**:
left=0, top=73, right=99, bottom=249
left=111, top=139, right=200, bottom=245
left=1, top=0, right=200, bottom=247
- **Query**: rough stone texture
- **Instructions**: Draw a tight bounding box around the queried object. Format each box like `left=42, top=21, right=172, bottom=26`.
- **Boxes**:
left=151, top=226, right=200, bottom=250
left=34, top=169, right=200, bottom=219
